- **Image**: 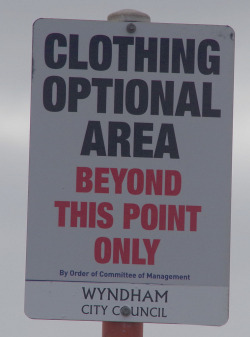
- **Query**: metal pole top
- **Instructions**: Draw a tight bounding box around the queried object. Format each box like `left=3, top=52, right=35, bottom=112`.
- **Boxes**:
left=107, top=9, right=151, bottom=22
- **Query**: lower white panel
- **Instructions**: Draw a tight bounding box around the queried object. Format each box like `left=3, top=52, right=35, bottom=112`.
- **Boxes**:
left=25, top=281, right=229, bottom=326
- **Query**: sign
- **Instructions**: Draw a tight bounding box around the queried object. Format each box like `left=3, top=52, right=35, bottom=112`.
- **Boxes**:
left=25, top=18, right=234, bottom=325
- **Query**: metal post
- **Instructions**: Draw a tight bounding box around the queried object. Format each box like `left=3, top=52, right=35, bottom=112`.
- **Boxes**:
left=107, top=9, right=150, bottom=22
left=102, top=9, right=151, bottom=337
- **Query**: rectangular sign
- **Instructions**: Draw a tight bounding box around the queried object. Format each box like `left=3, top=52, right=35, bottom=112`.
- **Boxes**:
left=25, top=18, right=234, bottom=325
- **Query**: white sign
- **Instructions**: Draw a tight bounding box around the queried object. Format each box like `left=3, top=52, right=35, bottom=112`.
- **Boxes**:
left=25, top=18, right=234, bottom=325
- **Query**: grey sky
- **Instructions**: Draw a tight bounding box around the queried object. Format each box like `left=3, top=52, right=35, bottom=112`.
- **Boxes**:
left=1, top=0, right=249, bottom=336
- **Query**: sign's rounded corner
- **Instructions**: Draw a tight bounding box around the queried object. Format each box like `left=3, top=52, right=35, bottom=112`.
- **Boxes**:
left=24, top=306, right=35, bottom=320
left=33, top=18, right=45, bottom=30
left=216, top=313, right=230, bottom=327
left=226, top=25, right=235, bottom=40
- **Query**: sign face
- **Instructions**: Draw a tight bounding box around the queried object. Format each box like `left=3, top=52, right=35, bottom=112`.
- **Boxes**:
left=25, top=18, right=234, bottom=325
